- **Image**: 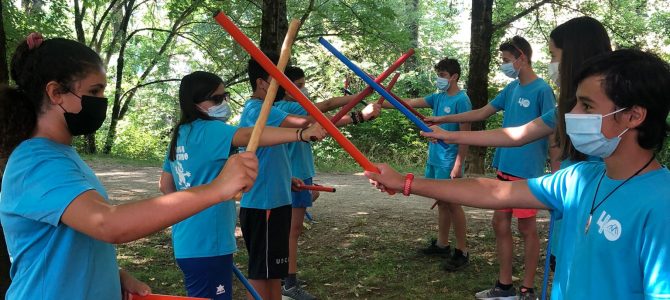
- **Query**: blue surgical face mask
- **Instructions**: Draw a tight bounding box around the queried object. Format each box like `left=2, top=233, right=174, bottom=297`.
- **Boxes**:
left=299, top=87, right=310, bottom=99
left=435, top=77, right=450, bottom=91
left=500, top=60, right=519, bottom=79
left=203, top=101, right=231, bottom=122
left=548, top=62, right=560, bottom=87
left=565, top=107, right=629, bottom=158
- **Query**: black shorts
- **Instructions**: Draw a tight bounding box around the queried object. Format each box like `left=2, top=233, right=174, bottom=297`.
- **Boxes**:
left=239, top=205, right=292, bottom=279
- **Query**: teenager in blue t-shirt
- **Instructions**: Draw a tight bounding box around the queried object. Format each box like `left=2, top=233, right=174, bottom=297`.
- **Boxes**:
left=157, top=71, right=326, bottom=300
left=423, top=17, right=612, bottom=278
left=380, top=57, right=472, bottom=271
left=424, top=36, right=555, bottom=299
left=0, top=34, right=258, bottom=300
left=239, top=54, right=380, bottom=300
left=275, top=65, right=371, bottom=299
left=367, top=49, right=670, bottom=300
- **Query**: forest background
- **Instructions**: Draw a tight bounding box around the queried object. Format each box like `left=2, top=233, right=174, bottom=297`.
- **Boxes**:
left=1, top=0, right=669, bottom=173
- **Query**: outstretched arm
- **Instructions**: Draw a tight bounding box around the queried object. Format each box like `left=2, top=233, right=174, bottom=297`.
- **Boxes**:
left=364, top=163, right=546, bottom=210
left=61, top=152, right=258, bottom=244
left=232, top=125, right=327, bottom=147
left=424, top=104, right=498, bottom=124
left=421, top=117, right=554, bottom=147
left=315, top=93, right=361, bottom=113
left=381, top=97, right=429, bottom=109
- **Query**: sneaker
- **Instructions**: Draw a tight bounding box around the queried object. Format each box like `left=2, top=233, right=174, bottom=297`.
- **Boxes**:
left=419, top=238, right=451, bottom=257
left=442, top=248, right=469, bottom=271
left=519, top=287, right=538, bottom=300
left=281, top=278, right=308, bottom=287
left=474, top=285, right=517, bottom=300
left=282, top=285, right=317, bottom=300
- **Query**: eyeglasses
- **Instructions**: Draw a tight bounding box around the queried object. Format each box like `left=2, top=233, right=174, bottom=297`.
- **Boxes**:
left=209, top=92, right=231, bottom=104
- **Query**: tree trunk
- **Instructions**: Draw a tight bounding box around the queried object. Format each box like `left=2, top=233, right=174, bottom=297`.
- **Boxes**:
left=465, top=0, right=551, bottom=175
left=404, top=0, right=420, bottom=97
left=259, top=0, right=288, bottom=54
left=465, top=0, right=494, bottom=175
left=0, top=1, right=8, bottom=84
left=103, top=0, right=199, bottom=154
left=72, top=0, right=97, bottom=154
left=103, top=0, right=135, bottom=154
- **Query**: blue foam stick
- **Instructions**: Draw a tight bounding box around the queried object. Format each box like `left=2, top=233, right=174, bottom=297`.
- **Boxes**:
left=233, top=265, right=262, bottom=300
left=319, top=37, right=449, bottom=149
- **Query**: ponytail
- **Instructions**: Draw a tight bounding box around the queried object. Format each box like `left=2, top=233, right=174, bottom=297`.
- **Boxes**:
left=0, top=85, right=37, bottom=168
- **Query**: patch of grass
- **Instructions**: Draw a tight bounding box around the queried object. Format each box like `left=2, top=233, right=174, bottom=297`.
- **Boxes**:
left=117, top=214, right=551, bottom=299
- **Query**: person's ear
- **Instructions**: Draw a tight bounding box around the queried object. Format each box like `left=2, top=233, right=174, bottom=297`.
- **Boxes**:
left=624, top=105, right=647, bottom=129
left=45, top=81, right=67, bottom=105
left=450, top=73, right=459, bottom=82
left=255, top=78, right=267, bottom=91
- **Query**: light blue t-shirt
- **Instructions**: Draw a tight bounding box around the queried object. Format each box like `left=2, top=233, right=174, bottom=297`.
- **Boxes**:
left=528, top=162, right=670, bottom=299
left=490, top=78, right=555, bottom=178
left=540, top=107, right=557, bottom=129
left=424, top=90, right=472, bottom=168
left=162, top=119, right=239, bottom=258
left=0, top=138, right=120, bottom=299
left=274, top=100, right=315, bottom=180
left=239, top=99, right=292, bottom=209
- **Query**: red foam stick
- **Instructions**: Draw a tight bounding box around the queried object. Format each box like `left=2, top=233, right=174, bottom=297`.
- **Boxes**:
left=376, top=72, right=401, bottom=105
left=330, top=49, right=415, bottom=123
left=132, top=294, right=208, bottom=300
left=299, top=184, right=336, bottom=192
left=213, top=11, right=378, bottom=173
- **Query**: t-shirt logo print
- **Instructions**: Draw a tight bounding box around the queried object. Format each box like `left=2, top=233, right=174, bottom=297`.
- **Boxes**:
left=518, top=98, right=531, bottom=108
left=216, top=284, right=226, bottom=295
left=174, top=161, right=192, bottom=189
left=597, top=210, right=622, bottom=241
left=443, top=106, right=452, bottom=114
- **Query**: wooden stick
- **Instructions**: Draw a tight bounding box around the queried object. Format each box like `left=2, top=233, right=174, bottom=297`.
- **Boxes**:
left=234, top=19, right=301, bottom=199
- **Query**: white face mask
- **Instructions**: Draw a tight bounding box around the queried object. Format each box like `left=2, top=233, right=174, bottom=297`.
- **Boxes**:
left=565, top=107, right=629, bottom=158
left=299, top=87, right=310, bottom=99
left=500, top=60, right=519, bottom=79
left=435, top=77, right=450, bottom=91
left=548, top=62, right=560, bottom=87
left=200, top=101, right=232, bottom=122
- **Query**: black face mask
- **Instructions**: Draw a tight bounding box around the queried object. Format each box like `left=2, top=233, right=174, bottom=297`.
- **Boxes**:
left=60, top=93, right=108, bottom=136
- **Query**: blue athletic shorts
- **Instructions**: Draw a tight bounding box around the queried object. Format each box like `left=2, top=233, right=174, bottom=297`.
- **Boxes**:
left=424, top=164, right=453, bottom=180
left=176, top=254, right=233, bottom=300
left=291, top=177, right=313, bottom=208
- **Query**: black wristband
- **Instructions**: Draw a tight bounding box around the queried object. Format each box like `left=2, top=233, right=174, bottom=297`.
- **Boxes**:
left=357, top=110, right=365, bottom=123
left=350, top=111, right=359, bottom=124
left=298, top=128, right=309, bottom=143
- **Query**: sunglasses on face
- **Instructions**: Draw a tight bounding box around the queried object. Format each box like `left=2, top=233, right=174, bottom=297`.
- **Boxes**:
left=209, top=92, right=231, bottom=104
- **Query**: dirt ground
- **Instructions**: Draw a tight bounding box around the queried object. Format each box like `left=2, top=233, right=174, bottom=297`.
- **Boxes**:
left=93, top=161, right=550, bottom=229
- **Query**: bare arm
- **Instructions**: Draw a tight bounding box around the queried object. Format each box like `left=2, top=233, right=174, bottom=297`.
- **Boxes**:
left=425, top=104, right=499, bottom=124
left=158, top=172, right=176, bottom=195
left=381, top=97, right=429, bottom=109
left=364, top=163, right=546, bottom=210
left=61, top=152, right=258, bottom=244
left=232, top=125, right=326, bottom=147
left=548, top=132, right=562, bottom=173
left=450, top=122, right=471, bottom=179
left=421, top=117, right=554, bottom=147
left=315, top=94, right=357, bottom=112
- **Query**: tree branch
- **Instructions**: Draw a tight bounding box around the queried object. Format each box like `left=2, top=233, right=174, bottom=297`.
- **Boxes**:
left=298, top=0, right=316, bottom=32
left=119, top=78, right=181, bottom=101
left=493, top=0, right=553, bottom=31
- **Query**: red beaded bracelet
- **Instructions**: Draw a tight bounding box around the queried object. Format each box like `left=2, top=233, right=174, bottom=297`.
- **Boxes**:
left=403, top=173, right=414, bottom=196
